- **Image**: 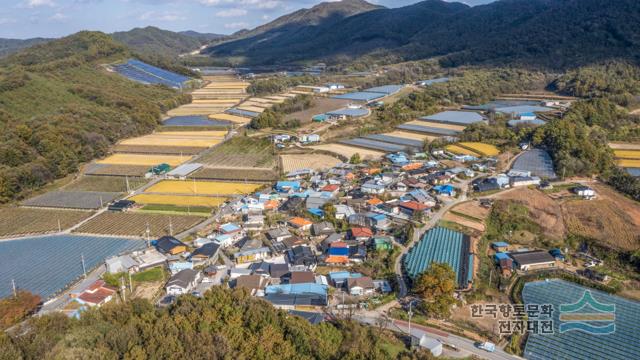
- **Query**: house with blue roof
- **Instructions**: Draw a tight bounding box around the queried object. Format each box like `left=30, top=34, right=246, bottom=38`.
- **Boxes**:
left=275, top=181, right=301, bottom=193
left=386, top=152, right=410, bottom=165
left=433, top=185, right=456, bottom=196
left=365, top=212, right=391, bottom=230
left=265, top=283, right=328, bottom=297
left=328, top=271, right=363, bottom=287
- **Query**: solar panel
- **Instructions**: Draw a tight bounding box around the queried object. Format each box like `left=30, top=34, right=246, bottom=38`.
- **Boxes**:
left=396, top=124, right=460, bottom=136
left=364, top=85, right=404, bottom=95
left=512, top=149, right=557, bottom=179
left=114, top=59, right=190, bottom=89
left=364, top=134, right=424, bottom=149
left=340, top=138, right=409, bottom=153
left=0, top=235, right=144, bottom=299
left=523, top=279, right=640, bottom=360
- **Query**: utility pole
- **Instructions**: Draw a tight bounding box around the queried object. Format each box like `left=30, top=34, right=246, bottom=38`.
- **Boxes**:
left=128, top=271, right=133, bottom=293
left=100, top=196, right=103, bottom=208
left=120, top=277, right=126, bottom=302
left=169, top=218, right=173, bottom=236
left=58, top=219, right=62, bottom=232
left=81, top=253, right=87, bottom=279
left=125, top=176, right=130, bottom=193
left=408, top=301, right=414, bottom=349
left=12, top=279, right=17, bottom=298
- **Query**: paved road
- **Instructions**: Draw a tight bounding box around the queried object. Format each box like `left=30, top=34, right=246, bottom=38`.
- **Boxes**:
left=355, top=315, right=520, bottom=360
left=38, top=265, right=106, bottom=315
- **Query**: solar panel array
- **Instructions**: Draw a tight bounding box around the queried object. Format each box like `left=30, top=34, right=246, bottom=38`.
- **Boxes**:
left=419, top=111, right=485, bottom=125
left=523, top=279, right=640, bottom=360
left=512, top=149, right=557, bottom=179
left=163, top=116, right=231, bottom=127
left=463, top=100, right=541, bottom=111
left=404, top=226, right=470, bottom=287
left=0, top=235, right=144, bottom=299
left=114, top=59, right=190, bottom=88
left=364, top=134, right=424, bottom=149
left=340, top=138, right=409, bottom=153
left=397, top=124, right=460, bottom=136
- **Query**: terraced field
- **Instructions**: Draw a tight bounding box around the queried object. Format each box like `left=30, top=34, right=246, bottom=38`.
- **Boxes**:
left=119, top=132, right=224, bottom=148
left=384, top=131, right=438, bottom=143
left=64, top=176, right=148, bottom=192
left=445, top=144, right=482, bottom=157
left=0, top=208, right=93, bottom=237
left=96, top=154, right=190, bottom=167
left=458, top=142, right=500, bottom=156
left=145, top=180, right=262, bottom=195
left=198, top=136, right=276, bottom=169
left=209, top=113, right=251, bottom=124
left=281, top=154, right=342, bottom=172
left=74, top=212, right=204, bottom=237
left=130, top=194, right=228, bottom=208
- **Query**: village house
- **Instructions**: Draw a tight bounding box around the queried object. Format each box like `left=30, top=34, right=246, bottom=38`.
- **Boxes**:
left=311, top=221, right=335, bottom=237
left=165, top=269, right=201, bottom=296
left=235, top=247, right=271, bottom=264
left=232, top=275, right=269, bottom=296
left=350, top=227, right=374, bottom=242
left=266, top=227, right=293, bottom=243
left=288, top=217, right=313, bottom=231
left=346, top=276, right=375, bottom=296
left=189, top=242, right=221, bottom=266
left=75, top=280, right=117, bottom=307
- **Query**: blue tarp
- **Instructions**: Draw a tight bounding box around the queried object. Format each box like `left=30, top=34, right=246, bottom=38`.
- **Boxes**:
left=265, top=283, right=327, bottom=296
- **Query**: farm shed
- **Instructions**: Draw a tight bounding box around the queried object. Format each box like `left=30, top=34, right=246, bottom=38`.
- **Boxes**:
left=166, top=163, right=203, bottom=179
left=508, top=250, right=556, bottom=271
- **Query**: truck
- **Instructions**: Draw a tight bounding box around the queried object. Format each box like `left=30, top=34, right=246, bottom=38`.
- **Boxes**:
left=477, top=341, right=496, bottom=352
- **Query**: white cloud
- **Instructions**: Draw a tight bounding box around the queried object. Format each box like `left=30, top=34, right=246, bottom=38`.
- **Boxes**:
left=25, top=0, right=55, bottom=8
left=0, top=18, right=17, bottom=25
left=138, top=10, right=186, bottom=22
left=49, top=12, right=68, bottom=21
left=215, top=8, right=247, bottom=17
left=199, top=0, right=281, bottom=9
left=224, top=21, right=248, bottom=29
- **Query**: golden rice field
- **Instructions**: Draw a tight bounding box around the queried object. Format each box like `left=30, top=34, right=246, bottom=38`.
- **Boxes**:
left=445, top=144, right=482, bottom=157
left=155, top=131, right=227, bottom=137
left=96, top=154, right=190, bottom=167
left=613, top=150, right=640, bottom=159
left=145, top=180, right=262, bottom=195
left=130, top=194, right=228, bottom=208
left=384, top=131, right=439, bottom=142
left=458, top=142, right=500, bottom=156
left=120, top=137, right=222, bottom=148
left=617, top=159, right=640, bottom=167
left=209, top=113, right=251, bottom=123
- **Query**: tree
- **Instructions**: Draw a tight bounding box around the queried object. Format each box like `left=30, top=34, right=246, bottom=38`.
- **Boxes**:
left=350, top=153, right=362, bottom=164
left=413, top=263, right=457, bottom=318
left=0, top=290, right=41, bottom=330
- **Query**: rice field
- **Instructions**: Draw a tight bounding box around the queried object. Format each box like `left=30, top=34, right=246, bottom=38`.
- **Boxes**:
left=613, top=150, right=640, bottom=159
left=114, top=145, right=205, bottom=155
left=445, top=144, right=482, bottom=157
left=96, top=154, right=190, bottom=167
left=310, top=144, right=384, bottom=160
left=119, top=134, right=223, bottom=148
left=64, top=176, right=148, bottom=192
left=458, top=142, right=500, bottom=156
left=281, top=154, right=342, bottom=172
left=0, top=208, right=93, bottom=238
left=74, top=212, right=204, bottom=237
left=130, top=194, right=228, bottom=208
left=617, top=159, right=640, bottom=167
left=145, top=180, right=262, bottom=195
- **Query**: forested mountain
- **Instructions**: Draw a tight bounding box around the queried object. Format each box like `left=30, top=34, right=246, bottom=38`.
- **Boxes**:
left=179, top=30, right=225, bottom=43
left=112, top=26, right=210, bottom=59
left=0, top=31, right=190, bottom=203
left=204, top=0, right=640, bottom=69
left=0, top=288, right=422, bottom=359
left=0, top=38, right=51, bottom=58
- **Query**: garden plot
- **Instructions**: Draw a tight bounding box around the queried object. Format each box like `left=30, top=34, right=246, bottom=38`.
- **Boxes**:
left=458, top=142, right=500, bottom=157
left=84, top=164, right=150, bottom=177
left=0, top=208, right=93, bottom=238
left=442, top=201, right=490, bottom=233
left=310, top=144, right=384, bottom=160
left=281, top=154, right=342, bottom=173
left=96, top=154, right=190, bottom=167
left=193, top=168, right=277, bottom=182
left=64, top=176, right=148, bottom=193
left=197, top=137, right=276, bottom=169
left=74, top=212, right=204, bottom=237
left=119, top=133, right=223, bottom=148
left=145, top=180, right=262, bottom=195
left=130, top=194, right=228, bottom=208
left=445, top=145, right=482, bottom=157
left=22, top=191, right=121, bottom=210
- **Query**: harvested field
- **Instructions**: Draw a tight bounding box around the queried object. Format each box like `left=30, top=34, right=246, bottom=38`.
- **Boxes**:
left=96, top=154, right=190, bottom=167
left=0, top=208, right=93, bottom=237
left=609, top=142, right=640, bottom=150
left=442, top=201, right=489, bottom=233
left=74, top=212, right=204, bottom=237
left=130, top=194, right=228, bottom=208
left=495, top=187, right=566, bottom=240
left=283, top=97, right=352, bottom=123
left=561, top=184, right=640, bottom=251
left=617, top=159, right=640, bottom=167
left=64, top=176, right=148, bottom=192
left=442, top=213, right=485, bottom=232
left=445, top=144, right=482, bottom=157
left=193, top=167, right=277, bottom=182
left=156, top=131, right=227, bottom=137
left=113, top=145, right=204, bottom=155
left=167, top=105, right=230, bottom=117
left=119, top=134, right=222, bottom=148
left=145, top=180, right=262, bottom=195
left=384, top=131, right=438, bottom=142
left=458, top=142, right=500, bottom=157
left=309, top=144, right=384, bottom=160
left=613, top=150, right=640, bottom=159
left=281, top=154, right=342, bottom=172
left=411, top=120, right=466, bottom=131
left=22, top=191, right=121, bottom=210
left=209, top=113, right=251, bottom=124
left=236, top=105, right=266, bottom=113
left=84, top=164, right=150, bottom=177
left=197, top=136, right=276, bottom=169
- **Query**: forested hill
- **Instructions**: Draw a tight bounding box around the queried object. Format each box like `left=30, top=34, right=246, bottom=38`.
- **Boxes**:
left=0, top=31, right=190, bottom=203
left=0, top=38, right=51, bottom=58
left=112, top=26, right=213, bottom=59
left=204, top=0, right=640, bottom=69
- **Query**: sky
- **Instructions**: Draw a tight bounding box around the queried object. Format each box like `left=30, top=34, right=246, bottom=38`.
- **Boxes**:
left=0, top=0, right=495, bottom=39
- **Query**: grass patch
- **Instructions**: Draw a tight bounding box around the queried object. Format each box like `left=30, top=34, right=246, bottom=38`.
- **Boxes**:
left=132, top=267, right=165, bottom=283
left=139, top=204, right=212, bottom=216
left=438, top=220, right=476, bottom=236
left=449, top=210, right=483, bottom=223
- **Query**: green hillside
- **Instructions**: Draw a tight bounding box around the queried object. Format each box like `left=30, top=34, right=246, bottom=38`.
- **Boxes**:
left=0, top=31, right=190, bottom=203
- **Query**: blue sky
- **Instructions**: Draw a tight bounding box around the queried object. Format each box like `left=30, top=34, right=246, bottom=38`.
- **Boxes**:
left=0, top=0, right=494, bottom=39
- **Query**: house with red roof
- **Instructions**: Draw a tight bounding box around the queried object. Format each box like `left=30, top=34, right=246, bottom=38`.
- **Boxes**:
left=76, top=280, right=117, bottom=307
left=350, top=227, right=374, bottom=242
